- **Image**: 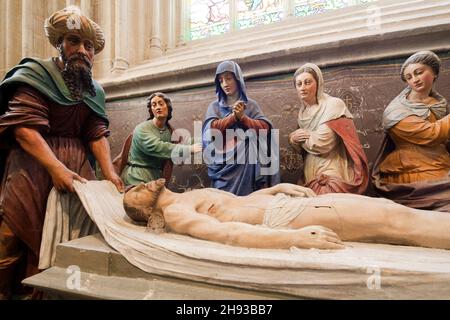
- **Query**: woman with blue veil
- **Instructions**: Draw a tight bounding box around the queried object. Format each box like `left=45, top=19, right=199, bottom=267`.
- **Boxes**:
left=202, top=61, right=280, bottom=196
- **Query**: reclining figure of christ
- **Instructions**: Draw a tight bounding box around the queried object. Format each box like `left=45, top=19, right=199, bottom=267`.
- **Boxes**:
left=123, top=179, right=450, bottom=250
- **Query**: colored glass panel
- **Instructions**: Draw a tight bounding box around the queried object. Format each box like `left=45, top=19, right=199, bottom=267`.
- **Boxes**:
left=190, top=0, right=230, bottom=40
left=189, top=0, right=377, bottom=40
left=237, top=0, right=284, bottom=30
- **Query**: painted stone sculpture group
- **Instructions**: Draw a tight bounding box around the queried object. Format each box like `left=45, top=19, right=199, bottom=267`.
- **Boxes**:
left=0, top=6, right=449, bottom=299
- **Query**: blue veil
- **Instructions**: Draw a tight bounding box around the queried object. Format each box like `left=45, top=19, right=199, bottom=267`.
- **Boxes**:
left=202, top=61, right=280, bottom=195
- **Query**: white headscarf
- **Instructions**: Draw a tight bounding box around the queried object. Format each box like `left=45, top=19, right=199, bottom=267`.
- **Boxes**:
left=382, top=88, right=448, bottom=131
left=294, top=63, right=353, bottom=130
left=383, top=51, right=448, bottom=131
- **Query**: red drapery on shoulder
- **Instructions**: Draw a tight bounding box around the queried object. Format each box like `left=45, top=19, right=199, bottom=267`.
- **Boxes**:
left=305, top=117, right=369, bottom=195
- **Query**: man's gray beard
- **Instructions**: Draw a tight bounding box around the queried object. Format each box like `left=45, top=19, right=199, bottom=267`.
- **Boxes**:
left=61, top=54, right=96, bottom=101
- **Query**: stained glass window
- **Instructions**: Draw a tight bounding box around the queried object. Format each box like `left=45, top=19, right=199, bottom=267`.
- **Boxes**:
left=189, top=0, right=377, bottom=40
left=294, top=0, right=376, bottom=17
left=190, top=0, right=230, bottom=41
left=237, top=0, right=284, bottom=30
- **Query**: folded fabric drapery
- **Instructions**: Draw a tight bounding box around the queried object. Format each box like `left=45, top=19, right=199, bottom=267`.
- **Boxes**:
left=39, top=190, right=98, bottom=270
left=39, top=180, right=450, bottom=299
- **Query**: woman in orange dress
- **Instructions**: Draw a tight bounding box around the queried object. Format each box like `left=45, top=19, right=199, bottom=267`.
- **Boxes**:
left=372, top=51, right=450, bottom=212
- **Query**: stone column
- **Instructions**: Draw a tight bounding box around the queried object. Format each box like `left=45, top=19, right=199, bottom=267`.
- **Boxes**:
left=149, top=0, right=163, bottom=58
left=47, top=0, right=62, bottom=12
left=21, top=0, right=34, bottom=58
left=66, top=0, right=78, bottom=7
left=93, top=0, right=113, bottom=78
left=80, top=0, right=92, bottom=17
left=111, top=0, right=130, bottom=74
left=137, top=0, right=147, bottom=62
left=5, top=0, right=22, bottom=68
left=167, top=0, right=177, bottom=49
left=0, top=0, right=7, bottom=75
left=177, top=0, right=189, bottom=46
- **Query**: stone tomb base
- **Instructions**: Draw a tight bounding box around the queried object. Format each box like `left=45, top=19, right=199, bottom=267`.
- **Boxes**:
left=23, top=234, right=287, bottom=300
left=23, top=234, right=450, bottom=300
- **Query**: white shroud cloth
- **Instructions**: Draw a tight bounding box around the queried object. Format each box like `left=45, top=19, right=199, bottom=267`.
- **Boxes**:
left=39, top=180, right=450, bottom=299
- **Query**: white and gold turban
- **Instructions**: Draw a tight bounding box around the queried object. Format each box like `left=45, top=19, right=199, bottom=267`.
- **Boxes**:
left=44, top=6, right=105, bottom=54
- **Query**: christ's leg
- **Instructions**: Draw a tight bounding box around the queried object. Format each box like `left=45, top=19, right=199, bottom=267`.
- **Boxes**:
left=289, top=194, right=450, bottom=249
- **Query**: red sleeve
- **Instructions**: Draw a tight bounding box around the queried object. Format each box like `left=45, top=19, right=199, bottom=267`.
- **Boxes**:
left=210, top=114, right=237, bottom=133
left=0, top=85, right=50, bottom=134
left=240, top=115, right=270, bottom=132
left=82, top=112, right=110, bottom=142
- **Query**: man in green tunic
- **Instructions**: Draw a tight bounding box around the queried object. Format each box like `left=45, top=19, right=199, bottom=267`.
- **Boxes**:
left=121, top=92, right=202, bottom=186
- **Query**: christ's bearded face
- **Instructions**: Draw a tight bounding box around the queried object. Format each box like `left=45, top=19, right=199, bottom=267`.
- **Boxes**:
left=123, top=179, right=166, bottom=232
left=129, top=180, right=165, bottom=208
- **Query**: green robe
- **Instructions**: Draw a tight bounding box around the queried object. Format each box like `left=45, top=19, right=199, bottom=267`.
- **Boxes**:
left=0, top=57, right=108, bottom=123
left=121, top=120, right=191, bottom=185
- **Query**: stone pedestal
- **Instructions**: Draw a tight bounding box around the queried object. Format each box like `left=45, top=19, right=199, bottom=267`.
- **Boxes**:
left=23, top=234, right=287, bottom=300
left=23, top=233, right=450, bottom=300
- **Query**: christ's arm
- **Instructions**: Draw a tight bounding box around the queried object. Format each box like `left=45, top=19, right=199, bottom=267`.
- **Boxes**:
left=251, top=183, right=316, bottom=198
left=163, top=204, right=342, bottom=249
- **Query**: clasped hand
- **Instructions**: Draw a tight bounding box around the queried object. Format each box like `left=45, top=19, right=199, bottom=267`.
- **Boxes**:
left=232, top=100, right=246, bottom=121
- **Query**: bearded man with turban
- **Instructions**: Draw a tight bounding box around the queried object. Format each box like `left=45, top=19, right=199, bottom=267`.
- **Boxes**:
left=0, top=7, right=124, bottom=299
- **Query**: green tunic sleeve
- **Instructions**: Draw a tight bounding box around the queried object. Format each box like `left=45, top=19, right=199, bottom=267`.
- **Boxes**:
left=121, top=121, right=192, bottom=185
left=134, top=122, right=190, bottom=159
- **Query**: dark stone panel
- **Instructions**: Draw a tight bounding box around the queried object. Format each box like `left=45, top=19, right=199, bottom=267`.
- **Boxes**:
left=106, top=55, right=450, bottom=193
